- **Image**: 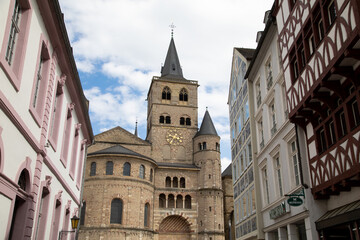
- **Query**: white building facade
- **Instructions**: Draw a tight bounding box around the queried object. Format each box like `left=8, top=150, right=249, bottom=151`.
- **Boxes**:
left=0, top=0, right=93, bottom=239
left=228, top=48, right=264, bottom=240
left=246, top=9, right=318, bottom=240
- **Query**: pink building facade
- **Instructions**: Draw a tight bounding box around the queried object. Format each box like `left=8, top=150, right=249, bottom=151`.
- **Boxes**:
left=0, top=0, right=93, bottom=239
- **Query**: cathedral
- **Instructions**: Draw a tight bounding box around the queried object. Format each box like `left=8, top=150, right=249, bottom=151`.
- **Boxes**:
left=78, top=36, right=226, bottom=240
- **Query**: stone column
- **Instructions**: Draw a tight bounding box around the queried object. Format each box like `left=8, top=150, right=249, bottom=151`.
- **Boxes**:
left=287, top=224, right=299, bottom=240
left=278, top=227, right=288, bottom=240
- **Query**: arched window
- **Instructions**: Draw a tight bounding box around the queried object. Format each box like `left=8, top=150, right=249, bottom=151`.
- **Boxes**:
left=203, top=142, right=207, bottom=150
left=162, top=87, right=171, bottom=100
left=180, top=117, right=185, bottom=125
left=159, top=116, right=165, bottom=123
left=176, top=195, right=183, bottom=208
left=199, top=143, right=202, bottom=150
left=106, top=161, right=113, bottom=175
left=185, top=195, right=191, bottom=209
left=90, top=162, right=96, bottom=176
left=123, top=162, right=131, bottom=176
left=150, top=169, right=153, bottom=182
left=173, top=177, right=178, bottom=188
left=139, top=165, right=145, bottom=179
left=165, top=177, right=171, bottom=187
left=168, top=194, right=175, bottom=208
left=186, top=118, right=191, bottom=126
left=180, top=177, right=185, bottom=188
left=80, top=201, right=86, bottom=226
left=144, top=203, right=150, bottom=227
left=18, top=170, right=27, bottom=191
left=179, top=88, right=188, bottom=101
left=165, top=116, right=171, bottom=124
left=110, top=199, right=123, bottom=224
left=159, top=194, right=166, bottom=208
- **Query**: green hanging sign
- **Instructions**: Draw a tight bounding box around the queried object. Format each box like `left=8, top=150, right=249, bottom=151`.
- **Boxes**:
left=287, top=196, right=303, bottom=206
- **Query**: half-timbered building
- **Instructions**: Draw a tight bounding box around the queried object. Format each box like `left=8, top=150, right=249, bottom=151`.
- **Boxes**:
left=274, top=0, right=360, bottom=238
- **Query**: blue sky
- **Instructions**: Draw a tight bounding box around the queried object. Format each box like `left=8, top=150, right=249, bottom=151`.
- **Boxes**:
left=58, top=0, right=274, bottom=171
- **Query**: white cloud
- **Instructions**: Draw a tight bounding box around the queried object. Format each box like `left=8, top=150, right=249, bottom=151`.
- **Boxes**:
left=221, top=157, right=232, bottom=172
left=59, top=0, right=274, bottom=159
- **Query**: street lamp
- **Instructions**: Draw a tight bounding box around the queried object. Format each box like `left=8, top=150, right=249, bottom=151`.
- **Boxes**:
left=58, top=215, right=80, bottom=240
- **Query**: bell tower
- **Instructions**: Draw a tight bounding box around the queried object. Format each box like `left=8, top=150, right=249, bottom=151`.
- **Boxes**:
left=146, top=36, right=199, bottom=163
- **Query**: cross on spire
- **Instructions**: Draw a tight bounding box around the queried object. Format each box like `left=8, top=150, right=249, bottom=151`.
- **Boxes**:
left=169, top=23, right=176, bottom=38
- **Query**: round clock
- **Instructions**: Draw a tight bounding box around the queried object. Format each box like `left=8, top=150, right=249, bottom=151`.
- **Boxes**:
left=166, top=129, right=183, bottom=145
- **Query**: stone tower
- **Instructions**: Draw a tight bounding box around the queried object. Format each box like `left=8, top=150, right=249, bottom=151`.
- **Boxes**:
left=146, top=36, right=198, bottom=164
left=78, top=36, right=225, bottom=240
left=194, top=110, right=224, bottom=239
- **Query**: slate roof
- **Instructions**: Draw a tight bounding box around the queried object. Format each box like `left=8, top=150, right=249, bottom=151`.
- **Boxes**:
left=221, top=163, right=232, bottom=177
left=160, top=37, right=185, bottom=80
left=157, top=162, right=200, bottom=169
left=235, top=48, right=255, bottom=60
left=195, top=110, right=218, bottom=137
left=89, top=144, right=155, bottom=163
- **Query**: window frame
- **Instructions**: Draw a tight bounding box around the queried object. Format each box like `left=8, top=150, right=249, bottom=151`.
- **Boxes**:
left=0, top=0, right=32, bottom=91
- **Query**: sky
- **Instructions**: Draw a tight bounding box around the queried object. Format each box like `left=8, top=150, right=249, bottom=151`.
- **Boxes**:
left=58, top=0, right=274, bottom=171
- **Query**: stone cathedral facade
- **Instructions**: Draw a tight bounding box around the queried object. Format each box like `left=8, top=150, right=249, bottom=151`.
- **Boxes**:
left=78, top=37, right=225, bottom=240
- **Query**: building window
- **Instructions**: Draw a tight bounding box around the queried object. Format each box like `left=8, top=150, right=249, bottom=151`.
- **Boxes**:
left=270, top=103, right=277, bottom=136
left=186, top=118, right=191, bottom=126
left=185, top=196, right=191, bottom=209
left=290, top=140, right=300, bottom=186
left=173, top=177, right=178, bottom=188
left=199, top=143, right=202, bottom=150
left=139, top=165, right=145, bottom=179
left=159, top=116, right=165, bottom=123
left=168, top=194, right=175, bottom=208
left=180, top=177, right=185, bottom=188
left=90, top=162, right=96, bottom=176
left=144, top=203, right=150, bottom=227
left=159, top=194, right=166, bottom=208
left=180, top=117, right=185, bottom=125
left=110, top=199, right=123, bottom=224
left=179, top=88, right=188, bottom=101
left=123, top=162, right=131, bottom=176
left=216, top=143, right=220, bottom=151
left=106, top=161, right=113, bottom=175
left=49, top=79, right=65, bottom=148
left=335, top=109, right=347, bottom=139
left=202, top=142, right=207, bottom=150
left=326, top=119, right=336, bottom=146
left=150, top=169, right=153, bottom=182
left=327, top=0, right=336, bottom=26
left=60, top=105, right=73, bottom=166
left=1, top=0, right=32, bottom=90
left=258, top=120, right=264, bottom=149
left=165, top=177, right=171, bottom=187
left=166, top=116, right=171, bottom=124
left=256, top=80, right=261, bottom=108
left=176, top=195, right=183, bottom=208
left=263, top=167, right=270, bottom=204
left=162, top=86, right=171, bottom=100
left=274, top=156, right=283, bottom=197
left=265, top=59, right=273, bottom=90
left=348, top=98, right=360, bottom=128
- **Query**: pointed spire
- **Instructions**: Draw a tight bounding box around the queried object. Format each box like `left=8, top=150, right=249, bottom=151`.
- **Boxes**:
left=195, top=109, right=218, bottom=137
left=161, top=36, right=184, bottom=79
left=134, top=119, right=138, bottom=137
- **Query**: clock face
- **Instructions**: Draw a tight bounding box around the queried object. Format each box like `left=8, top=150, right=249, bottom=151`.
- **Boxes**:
left=166, top=129, right=183, bottom=145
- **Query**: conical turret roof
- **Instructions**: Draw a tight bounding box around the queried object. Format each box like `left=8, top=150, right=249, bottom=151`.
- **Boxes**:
left=195, top=110, right=218, bottom=137
left=161, top=37, right=184, bottom=79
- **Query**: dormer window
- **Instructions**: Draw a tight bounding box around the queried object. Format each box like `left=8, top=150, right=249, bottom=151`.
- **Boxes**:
left=179, top=88, right=188, bottom=101
left=162, top=86, right=171, bottom=100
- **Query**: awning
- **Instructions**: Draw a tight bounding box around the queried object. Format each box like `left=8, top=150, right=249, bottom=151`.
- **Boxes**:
left=316, top=200, right=360, bottom=230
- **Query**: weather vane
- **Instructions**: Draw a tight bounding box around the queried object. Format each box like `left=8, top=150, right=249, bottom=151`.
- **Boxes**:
left=169, top=23, right=176, bottom=37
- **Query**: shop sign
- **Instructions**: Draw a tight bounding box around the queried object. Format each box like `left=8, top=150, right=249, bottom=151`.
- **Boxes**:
left=287, top=196, right=303, bottom=206
left=269, top=201, right=288, bottom=219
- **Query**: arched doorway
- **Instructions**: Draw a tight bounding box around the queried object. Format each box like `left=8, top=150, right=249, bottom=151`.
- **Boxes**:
left=158, top=215, right=191, bottom=240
